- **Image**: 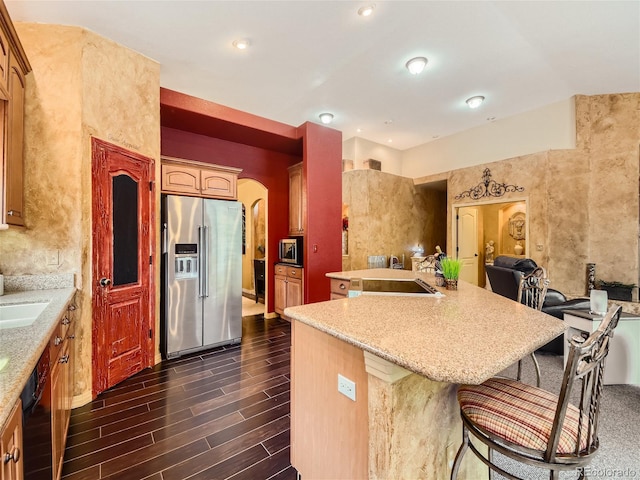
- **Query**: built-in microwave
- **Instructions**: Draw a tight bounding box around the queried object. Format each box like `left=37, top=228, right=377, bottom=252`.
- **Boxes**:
left=279, top=237, right=303, bottom=265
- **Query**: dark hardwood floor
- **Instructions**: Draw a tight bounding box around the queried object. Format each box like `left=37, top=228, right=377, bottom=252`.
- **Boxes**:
left=62, top=316, right=297, bottom=480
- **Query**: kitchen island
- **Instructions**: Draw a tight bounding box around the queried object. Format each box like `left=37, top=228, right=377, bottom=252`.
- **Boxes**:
left=285, top=269, right=566, bottom=480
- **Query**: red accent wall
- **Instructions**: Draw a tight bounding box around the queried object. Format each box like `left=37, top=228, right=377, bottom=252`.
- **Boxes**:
left=160, top=88, right=343, bottom=311
left=298, top=122, right=343, bottom=303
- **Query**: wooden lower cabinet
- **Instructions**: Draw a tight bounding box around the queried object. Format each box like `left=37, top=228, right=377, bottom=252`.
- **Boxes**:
left=51, top=304, right=75, bottom=480
left=274, top=264, right=303, bottom=317
left=0, top=400, right=23, bottom=480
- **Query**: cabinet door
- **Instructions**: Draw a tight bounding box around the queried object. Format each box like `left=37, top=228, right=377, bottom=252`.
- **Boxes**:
left=161, top=164, right=200, bottom=195
left=287, top=277, right=303, bottom=308
left=274, top=274, right=287, bottom=315
left=50, top=351, right=64, bottom=480
left=200, top=169, right=236, bottom=199
left=1, top=399, right=23, bottom=480
left=0, top=27, right=9, bottom=98
left=4, top=53, right=25, bottom=226
left=288, top=164, right=305, bottom=235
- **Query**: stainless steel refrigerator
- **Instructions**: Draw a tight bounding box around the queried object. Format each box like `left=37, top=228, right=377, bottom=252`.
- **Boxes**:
left=162, top=195, right=242, bottom=358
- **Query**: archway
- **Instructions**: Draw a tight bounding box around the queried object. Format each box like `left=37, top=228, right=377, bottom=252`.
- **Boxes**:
left=238, top=179, right=268, bottom=316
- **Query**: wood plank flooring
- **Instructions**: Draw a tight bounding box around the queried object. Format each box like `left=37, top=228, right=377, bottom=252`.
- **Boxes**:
left=62, top=316, right=297, bottom=480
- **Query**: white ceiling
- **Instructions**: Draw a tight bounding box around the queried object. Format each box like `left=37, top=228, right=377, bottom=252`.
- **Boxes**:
left=6, top=1, right=640, bottom=150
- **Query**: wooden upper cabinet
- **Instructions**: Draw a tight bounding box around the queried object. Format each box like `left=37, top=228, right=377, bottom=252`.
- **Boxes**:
left=4, top=53, right=25, bottom=226
left=0, top=26, right=9, bottom=99
left=200, top=168, right=237, bottom=199
left=161, top=163, right=200, bottom=195
left=0, top=2, right=31, bottom=228
left=161, top=156, right=240, bottom=200
left=288, top=162, right=305, bottom=235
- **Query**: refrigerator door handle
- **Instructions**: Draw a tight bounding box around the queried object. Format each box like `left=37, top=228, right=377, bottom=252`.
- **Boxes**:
left=162, top=223, right=168, bottom=254
left=198, top=225, right=205, bottom=298
left=203, top=225, right=210, bottom=297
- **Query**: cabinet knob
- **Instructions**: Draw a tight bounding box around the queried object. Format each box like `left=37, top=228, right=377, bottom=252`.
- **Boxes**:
left=99, top=277, right=112, bottom=287
left=68, top=334, right=76, bottom=340
left=7, top=210, right=14, bottom=216
left=59, top=355, right=70, bottom=364
left=54, top=336, right=63, bottom=346
left=4, top=447, right=20, bottom=464
left=339, top=283, right=346, bottom=290
left=62, top=316, right=71, bottom=325
left=68, top=304, right=77, bottom=311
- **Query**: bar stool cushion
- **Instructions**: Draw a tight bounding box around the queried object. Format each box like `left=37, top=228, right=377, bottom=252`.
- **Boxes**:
left=458, top=378, right=588, bottom=454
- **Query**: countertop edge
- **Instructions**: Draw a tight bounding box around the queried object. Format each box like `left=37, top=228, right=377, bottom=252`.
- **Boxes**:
left=0, top=288, right=76, bottom=429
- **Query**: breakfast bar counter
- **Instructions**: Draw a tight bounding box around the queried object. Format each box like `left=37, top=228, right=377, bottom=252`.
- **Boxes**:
left=285, top=269, right=566, bottom=480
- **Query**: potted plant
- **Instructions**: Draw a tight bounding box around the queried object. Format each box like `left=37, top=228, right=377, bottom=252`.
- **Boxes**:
left=440, top=258, right=462, bottom=290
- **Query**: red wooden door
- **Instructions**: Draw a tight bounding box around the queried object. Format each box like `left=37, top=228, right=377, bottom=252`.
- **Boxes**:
left=92, top=138, right=155, bottom=397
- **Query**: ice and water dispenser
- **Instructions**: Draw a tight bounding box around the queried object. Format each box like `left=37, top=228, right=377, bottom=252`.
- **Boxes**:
left=174, top=243, right=198, bottom=279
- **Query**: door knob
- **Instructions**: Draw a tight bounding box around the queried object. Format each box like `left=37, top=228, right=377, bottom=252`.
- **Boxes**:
left=99, top=277, right=111, bottom=287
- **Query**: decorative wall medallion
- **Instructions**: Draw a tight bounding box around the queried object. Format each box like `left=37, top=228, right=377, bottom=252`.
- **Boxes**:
left=455, top=168, right=524, bottom=200
left=509, top=212, right=526, bottom=240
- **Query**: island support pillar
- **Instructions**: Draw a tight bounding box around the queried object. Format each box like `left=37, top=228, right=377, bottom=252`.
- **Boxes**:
left=364, top=352, right=487, bottom=480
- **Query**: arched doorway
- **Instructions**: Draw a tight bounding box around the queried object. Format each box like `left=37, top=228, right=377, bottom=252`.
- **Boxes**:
left=238, top=179, right=268, bottom=316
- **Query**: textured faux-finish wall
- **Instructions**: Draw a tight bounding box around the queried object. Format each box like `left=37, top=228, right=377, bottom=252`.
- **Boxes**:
left=342, top=169, right=447, bottom=271
left=0, top=23, right=161, bottom=406
left=416, top=94, right=639, bottom=297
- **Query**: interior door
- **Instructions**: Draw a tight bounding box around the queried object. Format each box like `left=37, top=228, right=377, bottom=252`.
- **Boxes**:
left=92, top=138, right=154, bottom=397
left=457, top=207, right=479, bottom=285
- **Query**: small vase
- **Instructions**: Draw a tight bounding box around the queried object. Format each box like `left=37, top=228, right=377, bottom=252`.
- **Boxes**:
left=445, top=279, right=458, bottom=290
left=514, top=241, right=523, bottom=256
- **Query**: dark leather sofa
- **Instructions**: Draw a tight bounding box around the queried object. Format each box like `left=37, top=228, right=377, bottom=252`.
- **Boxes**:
left=485, top=256, right=590, bottom=354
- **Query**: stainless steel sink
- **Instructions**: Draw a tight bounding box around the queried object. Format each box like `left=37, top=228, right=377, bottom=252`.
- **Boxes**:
left=0, top=302, right=49, bottom=329
left=348, top=278, right=444, bottom=297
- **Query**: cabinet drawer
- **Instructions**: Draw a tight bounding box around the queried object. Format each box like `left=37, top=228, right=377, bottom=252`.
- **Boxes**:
left=287, top=267, right=302, bottom=279
left=275, top=265, right=288, bottom=276
left=330, top=278, right=350, bottom=295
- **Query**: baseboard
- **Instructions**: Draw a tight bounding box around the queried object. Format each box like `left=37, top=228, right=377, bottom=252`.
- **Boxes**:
left=71, top=390, right=93, bottom=409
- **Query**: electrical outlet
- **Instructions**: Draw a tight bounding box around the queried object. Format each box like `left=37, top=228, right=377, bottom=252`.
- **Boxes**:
left=46, top=249, right=59, bottom=266
left=536, top=244, right=544, bottom=251
left=338, top=374, right=356, bottom=401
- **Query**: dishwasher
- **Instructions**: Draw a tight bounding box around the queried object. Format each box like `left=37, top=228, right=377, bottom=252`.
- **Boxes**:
left=20, top=348, right=53, bottom=480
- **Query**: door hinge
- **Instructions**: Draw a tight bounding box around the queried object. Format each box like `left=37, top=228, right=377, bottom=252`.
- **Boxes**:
left=149, top=255, right=153, bottom=265
left=149, top=328, right=153, bottom=339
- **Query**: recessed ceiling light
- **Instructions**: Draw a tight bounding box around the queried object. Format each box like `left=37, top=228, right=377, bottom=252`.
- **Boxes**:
left=387, top=139, right=393, bottom=143
left=232, top=39, right=250, bottom=50
left=357, top=5, right=375, bottom=16
left=466, top=96, right=485, bottom=109
left=405, top=57, right=428, bottom=75
left=357, top=128, right=362, bottom=133
left=319, top=113, right=334, bottom=124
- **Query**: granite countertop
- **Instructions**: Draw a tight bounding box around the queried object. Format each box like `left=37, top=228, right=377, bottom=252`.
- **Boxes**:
left=286, top=270, right=566, bottom=385
left=0, top=287, right=76, bottom=429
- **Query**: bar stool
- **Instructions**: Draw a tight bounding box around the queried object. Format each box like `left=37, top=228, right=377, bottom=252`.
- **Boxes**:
left=451, top=304, right=622, bottom=480
left=515, top=267, right=549, bottom=387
